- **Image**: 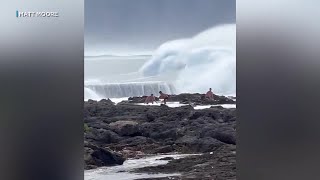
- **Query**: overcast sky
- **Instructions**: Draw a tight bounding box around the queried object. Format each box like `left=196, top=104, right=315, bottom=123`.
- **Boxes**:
left=85, top=0, right=236, bottom=55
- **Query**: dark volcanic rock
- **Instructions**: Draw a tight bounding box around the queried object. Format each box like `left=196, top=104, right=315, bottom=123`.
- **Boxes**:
left=176, top=136, right=225, bottom=153
left=157, top=157, right=174, bottom=161
left=84, top=94, right=236, bottom=172
left=85, top=128, right=122, bottom=144
left=154, top=145, right=174, bottom=153
left=109, top=120, right=140, bottom=136
left=118, top=136, right=151, bottom=146
left=126, top=93, right=235, bottom=105
left=84, top=143, right=125, bottom=170
left=128, top=96, right=160, bottom=103
left=135, top=145, right=236, bottom=180
left=99, top=98, right=115, bottom=105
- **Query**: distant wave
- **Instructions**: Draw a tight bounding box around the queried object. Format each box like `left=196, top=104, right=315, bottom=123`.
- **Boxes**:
left=85, top=81, right=177, bottom=99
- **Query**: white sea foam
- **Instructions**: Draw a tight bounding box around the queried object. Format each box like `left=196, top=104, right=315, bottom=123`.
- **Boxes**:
left=140, top=24, right=236, bottom=95
left=84, top=154, right=198, bottom=180
left=135, top=101, right=236, bottom=109
left=84, top=87, right=102, bottom=101
left=110, top=97, right=129, bottom=104
left=194, top=104, right=236, bottom=109
left=85, top=81, right=177, bottom=99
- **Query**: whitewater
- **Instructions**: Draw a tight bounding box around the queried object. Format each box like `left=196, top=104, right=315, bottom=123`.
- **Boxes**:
left=85, top=24, right=236, bottom=100
left=84, top=154, right=198, bottom=180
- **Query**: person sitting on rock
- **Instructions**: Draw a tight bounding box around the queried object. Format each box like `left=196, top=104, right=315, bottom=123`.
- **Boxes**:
left=205, top=88, right=214, bottom=100
left=159, top=91, right=169, bottom=104
left=145, top=94, right=156, bottom=104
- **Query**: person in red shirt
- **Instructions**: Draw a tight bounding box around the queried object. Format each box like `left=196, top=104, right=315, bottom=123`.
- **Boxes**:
left=205, top=88, right=214, bottom=100
left=159, top=91, right=169, bottom=104
left=145, top=94, right=156, bottom=104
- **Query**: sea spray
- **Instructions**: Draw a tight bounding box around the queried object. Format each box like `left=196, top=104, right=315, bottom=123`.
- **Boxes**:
left=84, top=87, right=102, bottom=100
left=139, top=24, right=236, bottom=95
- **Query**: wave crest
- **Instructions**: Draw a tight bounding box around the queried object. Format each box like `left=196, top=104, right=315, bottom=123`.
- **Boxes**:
left=139, top=24, right=236, bottom=95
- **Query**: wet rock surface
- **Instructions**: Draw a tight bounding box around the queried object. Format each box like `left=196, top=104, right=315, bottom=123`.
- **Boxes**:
left=84, top=95, right=236, bottom=178
left=135, top=145, right=236, bottom=180
left=127, top=93, right=235, bottom=105
left=84, top=142, right=125, bottom=169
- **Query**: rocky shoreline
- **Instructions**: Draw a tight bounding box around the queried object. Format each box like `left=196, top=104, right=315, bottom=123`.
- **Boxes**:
left=134, top=145, right=236, bottom=180
left=127, top=93, right=235, bottom=105
left=84, top=93, right=236, bottom=179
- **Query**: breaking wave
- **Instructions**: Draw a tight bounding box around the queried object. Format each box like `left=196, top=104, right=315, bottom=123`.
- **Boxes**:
left=139, top=24, right=236, bottom=95
left=85, top=81, right=177, bottom=99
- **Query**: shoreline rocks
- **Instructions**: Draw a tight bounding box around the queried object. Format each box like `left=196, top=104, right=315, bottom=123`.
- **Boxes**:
left=84, top=93, right=236, bottom=178
left=84, top=142, right=125, bottom=170
left=134, top=145, right=236, bottom=180
left=127, top=93, right=235, bottom=105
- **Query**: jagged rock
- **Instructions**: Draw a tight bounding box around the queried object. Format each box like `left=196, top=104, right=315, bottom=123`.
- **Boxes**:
left=134, top=145, right=236, bottom=179
left=109, top=120, right=140, bottom=136
left=154, top=145, right=174, bottom=153
left=84, top=93, right=236, bottom=171
left=157, top=157, right=174, bottom=161
left=84, top=143, right=125, bottom=169
left=99, top=98, right=115, bottom=105
left=126, top=93, right=235, bottom=105
left=85, top=129, right=122, bottom=144
left=176, top=136, right=225, bottom=152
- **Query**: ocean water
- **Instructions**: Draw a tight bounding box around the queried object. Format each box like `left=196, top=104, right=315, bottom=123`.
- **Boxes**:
left=84, top=154, right=198, bottom=180
left=85, top=24, right=236, bottom=100
left=84, top=55, right=178, bottom=100
left=85, top=55, right=151, bottom=83
left=139, top=24, right=236, bottom=95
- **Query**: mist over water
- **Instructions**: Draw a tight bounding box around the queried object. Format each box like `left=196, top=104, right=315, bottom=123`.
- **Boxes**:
left=140, top=24, right=236, bottom=95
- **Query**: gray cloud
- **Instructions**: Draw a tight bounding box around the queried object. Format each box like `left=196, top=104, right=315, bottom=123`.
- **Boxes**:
left=85, top=0, right=235, bottom=55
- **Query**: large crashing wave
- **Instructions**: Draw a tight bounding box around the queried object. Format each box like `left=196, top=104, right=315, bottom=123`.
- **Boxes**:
left=139, top=24, right=236, bottom=95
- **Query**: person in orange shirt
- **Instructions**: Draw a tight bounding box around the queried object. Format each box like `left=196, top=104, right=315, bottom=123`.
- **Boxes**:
left=145, top=94, right=156, bottom=104
left=205, top=88, right=214, bottom=100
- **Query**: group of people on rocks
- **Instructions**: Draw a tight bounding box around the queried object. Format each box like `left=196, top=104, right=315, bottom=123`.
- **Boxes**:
left=144, top=88, right=215, bottom=105
left=144, top=91, right=168, bottom=104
